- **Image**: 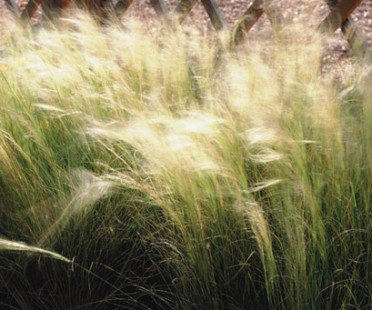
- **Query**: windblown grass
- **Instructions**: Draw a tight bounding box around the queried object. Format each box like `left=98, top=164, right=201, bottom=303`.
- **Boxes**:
left=0, top=12, right=371, bottom=309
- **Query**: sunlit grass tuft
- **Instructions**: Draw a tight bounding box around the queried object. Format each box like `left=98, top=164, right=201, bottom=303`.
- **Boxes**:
left=0, top=12, right=371, bottom=309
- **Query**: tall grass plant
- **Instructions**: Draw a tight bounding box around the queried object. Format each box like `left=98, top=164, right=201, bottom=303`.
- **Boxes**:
left=0, top=12, right=371, bottom=309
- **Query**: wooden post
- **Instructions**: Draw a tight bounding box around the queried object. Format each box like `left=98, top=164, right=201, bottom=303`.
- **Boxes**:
left=174, top=0, right=198, bottom=24
left=21, top=0, right=42, bottom=21
left=342, top=18, right=370, bottom=56
left=231, top=0, right=271, bottom=47
left=4, top=0, right=21, bottom=17
left=200, top=0, right=227, bottom=31
left=319, top=0, right=363, bottom=33
left=150, top=0, right=171, bottom=23
left=114, top=0, right=133, bottom=17
left=265, top=4, right=285, bottom=30
left=323, top=0, right=369, bottom=58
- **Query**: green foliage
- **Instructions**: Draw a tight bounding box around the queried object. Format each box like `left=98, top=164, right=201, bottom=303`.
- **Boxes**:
left=0, top=14, right=371, bottom=309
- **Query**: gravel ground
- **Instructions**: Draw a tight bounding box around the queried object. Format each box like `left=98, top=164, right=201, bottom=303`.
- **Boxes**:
left=123, top=1, right=371, bottom=43
left=1, top=0, right=371, bottom=68
left=1, top=0, right=370, bottom=37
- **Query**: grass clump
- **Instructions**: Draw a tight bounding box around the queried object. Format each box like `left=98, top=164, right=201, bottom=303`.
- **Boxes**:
left=0, top=13, right=371, bottom=309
